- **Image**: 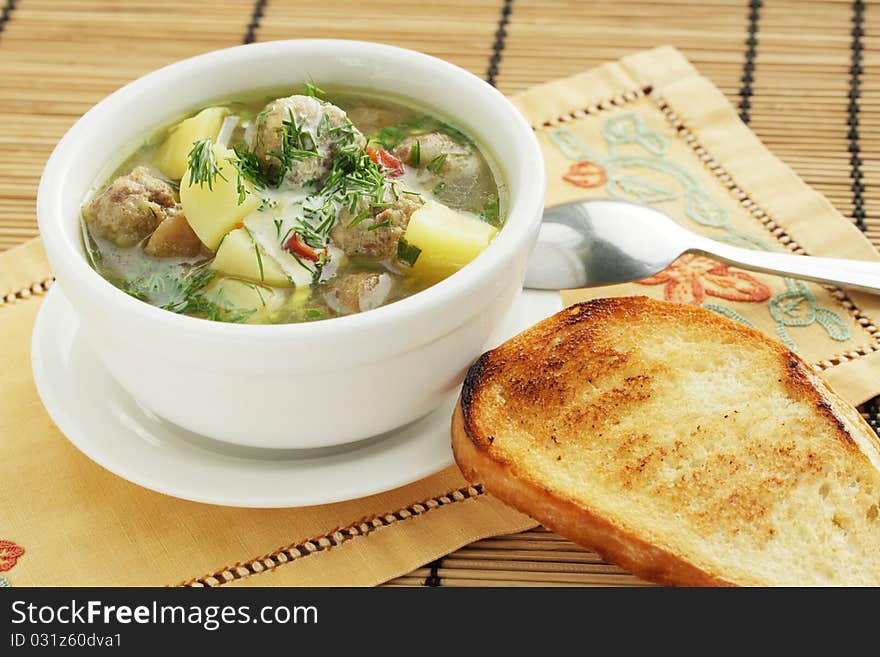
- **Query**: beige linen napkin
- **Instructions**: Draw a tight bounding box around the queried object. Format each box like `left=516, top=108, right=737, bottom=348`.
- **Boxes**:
left=514, top=46, right=880, bottom=405
left=2, top=46, right=878, bottom=586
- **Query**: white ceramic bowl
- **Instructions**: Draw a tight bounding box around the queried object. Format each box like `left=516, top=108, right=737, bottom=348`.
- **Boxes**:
left=37, top=39, right=546, bottom=448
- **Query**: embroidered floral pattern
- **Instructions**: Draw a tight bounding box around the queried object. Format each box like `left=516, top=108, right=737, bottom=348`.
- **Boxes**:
left=637, top=254, right=771, bottom=305
left=562, top=161, right=607, bottom=188
left=550, top=113, right=851, bottom=350
left=0, top=540, right=24, bottom=572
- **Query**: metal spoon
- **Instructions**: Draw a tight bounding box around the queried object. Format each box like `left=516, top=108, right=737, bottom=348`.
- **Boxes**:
left=524, top=198, right=880, bottom=294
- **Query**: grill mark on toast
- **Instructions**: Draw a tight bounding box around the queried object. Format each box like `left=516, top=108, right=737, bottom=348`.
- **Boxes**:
left=782, top=352, right=856, bottom=448
left=816, top=400, right=855, bottom=446
left=563, top=297, right=627, bottom=325
left=461, top=351, right=495, bottom=449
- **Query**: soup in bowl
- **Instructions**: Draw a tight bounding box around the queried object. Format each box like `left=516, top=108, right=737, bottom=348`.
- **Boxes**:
left=82, top=84, right=507, bottom=324
left=38, top=40, right=545, bottom=448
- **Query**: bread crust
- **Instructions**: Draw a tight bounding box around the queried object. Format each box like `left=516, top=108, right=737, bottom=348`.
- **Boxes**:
left=452, top=296, right=880, bottom=587
left=453, top=400, right=733, bottom=586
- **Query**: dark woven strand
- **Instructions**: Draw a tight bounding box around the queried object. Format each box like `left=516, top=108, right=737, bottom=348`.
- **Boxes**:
left=738, top=0, right=761, bottom=124
left=0, top=0, right=18, bottom=35
left=486, top=0, right=513, bottom=87
left=243, top=0, right=268, bottom=45
left=847, top=1, right=879, bottom=436
left=849, top=0, right=866, bottom=232
left=864, top=398, right=880, bottom=436
left=424, top=559, right=443, bottom=587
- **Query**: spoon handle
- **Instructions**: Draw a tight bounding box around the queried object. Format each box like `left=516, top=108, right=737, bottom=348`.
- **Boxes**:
left=691, top=237, right=880, bottom=295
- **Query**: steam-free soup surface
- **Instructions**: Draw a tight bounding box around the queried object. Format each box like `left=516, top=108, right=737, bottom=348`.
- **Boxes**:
left=82, top=84, right=505, bottom=324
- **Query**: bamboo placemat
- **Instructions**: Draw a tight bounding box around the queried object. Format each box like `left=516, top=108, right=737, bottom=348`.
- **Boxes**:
left=0, top=0, right=878, bottom=587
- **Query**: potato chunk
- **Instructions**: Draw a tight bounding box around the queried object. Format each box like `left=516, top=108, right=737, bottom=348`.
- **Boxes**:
left=144, top=212, right=203, bottom=258
left=211, top=227, right=291, bottom=287
left=403, top=200, right=497, bottom=280
left=179, top=145, right=260, bottom=250
left=203, top=277, right=282, bottom=323
left=153, top=106, right=229, bottom=180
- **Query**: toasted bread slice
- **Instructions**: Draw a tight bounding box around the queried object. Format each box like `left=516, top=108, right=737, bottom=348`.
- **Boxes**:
left=452, top=296, right=880, bottom=586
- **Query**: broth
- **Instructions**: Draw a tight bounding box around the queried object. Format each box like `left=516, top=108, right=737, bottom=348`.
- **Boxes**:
left=81, top=84, right=506, bottom=324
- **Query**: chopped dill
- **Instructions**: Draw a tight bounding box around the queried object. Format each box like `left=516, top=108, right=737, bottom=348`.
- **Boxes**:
left=265, top=109, right=320, bottom=184
left=426, top=153, right=447, bottom=175
left=411, top=139, right=420, bottom=166
left=302, top=78, right=326, bottom=99
left=479, top=196, right=500, bottom=224
left=397, top=238, right=421, bottom=267
left=120, top=267, right=253, bottom=324
left=243, top=227, right=265, bottom=282
left=370, top=115, right=472, bottom=149
left=347, top=209, right=371, bottom=228
left=228, top=143, right=267, bottom=203
left=186, top=138, right=226, bottom=190
left=367, top=218, right=392, bottom=232
left=243, top=282, right=267, bottom=307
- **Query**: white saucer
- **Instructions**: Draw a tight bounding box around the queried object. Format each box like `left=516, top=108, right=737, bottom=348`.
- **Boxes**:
left=31, top=286, right=562, bottom=508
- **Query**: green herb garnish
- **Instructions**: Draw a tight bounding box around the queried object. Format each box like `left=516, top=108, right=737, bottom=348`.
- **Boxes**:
left=124, top=267, right=255, bottom=324
left=186, top=138, right=226, bottom=190
left=426, top=153, right=447, bottom=175
left=244, top=227, right=265, bottom=282
left=370, top=115, right=472, bottom=149
left=433, top=182, right=446, bottom=195
left=302, top=78, right=326, bottom=99
left=222, top=88, right=397, bottom=274
left=243, top=282, right=267, bottom=307
left=479, top=196, right=500, bottom=224
left=265, top=109, right=320, bottom=184
left=397, top=238, right=422, bottom=267
left=297, top=133, right=391, bottom=251
left=347, top=208, right=372, bottom=228
left=367, top=218, right=392, bottom=232
left=173, top=287, right=255, bottom=323
left=228, top=143, right=268, bottom=202
left=411, top=139, right=421, bottom=166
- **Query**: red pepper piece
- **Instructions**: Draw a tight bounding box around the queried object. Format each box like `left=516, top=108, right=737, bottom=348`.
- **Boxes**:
left=366, top=147, right=404, bottom=178
left=285, top=234, right=320, bottom=262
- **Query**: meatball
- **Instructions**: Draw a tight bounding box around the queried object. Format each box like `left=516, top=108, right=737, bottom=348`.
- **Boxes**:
left=393, top=131, right=483, bottom=195
left=249, top=94, right=366, bottom=185
left=394, top=132, right=469, bottom=166
left=82, top=166, right=176, bottom=247
left=331, top=191, right=422, bottom=260
left=325, top=272, right=393, bottom=315
left=144, top=212, right=203, bottom=258
left=345, top=106, right=398, bottom=135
